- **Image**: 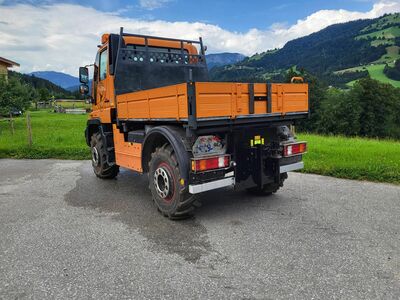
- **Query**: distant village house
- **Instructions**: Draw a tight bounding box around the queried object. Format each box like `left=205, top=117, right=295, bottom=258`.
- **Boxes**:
left=0, top=57, right=20, bottom=81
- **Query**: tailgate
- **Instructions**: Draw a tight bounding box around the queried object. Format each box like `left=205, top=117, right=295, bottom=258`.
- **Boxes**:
left=194, top=82, right=309, bottom=119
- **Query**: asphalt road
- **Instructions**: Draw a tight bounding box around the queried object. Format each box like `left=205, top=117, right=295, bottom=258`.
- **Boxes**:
left=0, top=159, right=399, bottom=299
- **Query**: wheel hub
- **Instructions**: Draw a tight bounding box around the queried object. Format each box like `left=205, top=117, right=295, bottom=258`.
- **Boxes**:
left=154, top=167, right=171, bottom=199
left=91, top=147, right=100, bottom=166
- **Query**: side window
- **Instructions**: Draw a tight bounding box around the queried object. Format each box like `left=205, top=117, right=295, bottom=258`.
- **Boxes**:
left=94, top=52, right=99, bottom=82
left=99, top=48, right=108, bottom=81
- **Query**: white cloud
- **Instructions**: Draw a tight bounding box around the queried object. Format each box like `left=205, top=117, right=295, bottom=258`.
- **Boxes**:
left=0, top=1, right=398, bottom=76
left=139, top=0, right=172, bottom=10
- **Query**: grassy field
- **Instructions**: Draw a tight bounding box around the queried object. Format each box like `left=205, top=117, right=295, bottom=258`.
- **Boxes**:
left=0, top=110, right=89, bottom=159
left=356, top=26, right=400, bottom=41
left=360, top=13, right=400, bottom=33
left=340, top=61, right=400, bottom=88
left=55, top=101, right=91, bottom=109
left=298, top=134, right=400, bottom=184
left=335, top=45, right=400, bottom=88
left=346, top=64, right=400, bottom=88
left=1, top=110, right=399, bottom=184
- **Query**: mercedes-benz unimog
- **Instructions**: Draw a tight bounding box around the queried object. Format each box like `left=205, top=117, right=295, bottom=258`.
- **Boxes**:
left=79, top=28, right=308, bottom=219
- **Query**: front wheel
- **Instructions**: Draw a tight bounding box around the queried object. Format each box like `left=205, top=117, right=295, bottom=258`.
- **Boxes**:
left=90, top=132, right=119, bottom=179
left=148, top=144, right=196, bottom=220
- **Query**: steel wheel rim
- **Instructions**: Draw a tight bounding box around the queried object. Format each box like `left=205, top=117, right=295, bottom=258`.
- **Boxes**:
left=154, top=167, right=171, bottom=199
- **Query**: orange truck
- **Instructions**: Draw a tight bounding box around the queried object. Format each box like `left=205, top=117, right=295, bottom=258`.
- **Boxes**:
left=79, top=28, right=308, bottom=219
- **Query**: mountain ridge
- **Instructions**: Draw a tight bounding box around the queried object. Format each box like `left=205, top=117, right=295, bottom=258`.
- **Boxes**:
left=30, top=71, right=79, bottom=90
left=210, top=13, right=400, bottom=88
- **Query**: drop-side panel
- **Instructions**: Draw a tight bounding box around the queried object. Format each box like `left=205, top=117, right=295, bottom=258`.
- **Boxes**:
left=116, top=83, right=188, bottom=120
left=269, top=83, right=308, bottom=114
left=116, top=81, right=308, bottom=122
left=194, top=82, right=308, bottom=118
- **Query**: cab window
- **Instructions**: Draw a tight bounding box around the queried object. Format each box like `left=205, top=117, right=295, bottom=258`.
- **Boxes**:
left=99, top=48, right=108, bottom=81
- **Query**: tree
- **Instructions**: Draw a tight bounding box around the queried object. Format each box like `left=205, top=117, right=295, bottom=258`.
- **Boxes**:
left=0, top=77, right=32, bottom=116
left=316, top=88, right=361, bottom=136
left=315, top=77, right=400, bottom=138
left=351, top=77, right=400, bottom=138
left=285, top=68, right=328, bottom=132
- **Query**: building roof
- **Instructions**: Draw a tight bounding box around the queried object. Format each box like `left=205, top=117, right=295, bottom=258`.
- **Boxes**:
left=0, top=57, right=20, bottom=67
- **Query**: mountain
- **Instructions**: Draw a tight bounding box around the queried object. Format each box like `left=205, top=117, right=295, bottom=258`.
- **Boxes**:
left=206, top=53, right=246, bottom=69
left=67, top=80, right=92, bottom=93
left=30, top=71, right=79, bottom=90
left=10, top=71, right=73, bottom=96
left=210, top=13, right=400, bottom=88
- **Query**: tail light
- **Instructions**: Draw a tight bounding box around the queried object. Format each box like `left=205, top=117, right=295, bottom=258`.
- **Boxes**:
left=283, top=142, right=307, bottom=157
left=191, top=155, right=230, bottom=172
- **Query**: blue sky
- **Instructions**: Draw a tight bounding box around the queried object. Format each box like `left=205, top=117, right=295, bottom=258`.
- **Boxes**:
left=0, top=0, right=398, bottom=75
left=3, top=0, right=377, bottom=31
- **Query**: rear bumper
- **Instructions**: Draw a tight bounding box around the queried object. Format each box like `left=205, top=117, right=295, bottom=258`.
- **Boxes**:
left=189, top=177, right=235, bottom=194
left=280, top=161, right=304, bottom=173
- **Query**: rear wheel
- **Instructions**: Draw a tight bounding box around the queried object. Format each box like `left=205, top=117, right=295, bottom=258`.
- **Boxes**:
left=90, top=132, right=119, bottom=179
left=148, top=144, right=196, bottom=220
left=246, top=173, right=287, bottom=196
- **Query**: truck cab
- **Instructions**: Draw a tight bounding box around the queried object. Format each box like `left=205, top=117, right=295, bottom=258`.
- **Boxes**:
left=79, top=28, right=308, bottom=219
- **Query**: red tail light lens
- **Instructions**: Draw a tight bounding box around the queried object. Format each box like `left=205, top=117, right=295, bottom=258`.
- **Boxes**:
left=191, top=155, right=230, bottom=172
left=283, top=142, right=307, bottom=157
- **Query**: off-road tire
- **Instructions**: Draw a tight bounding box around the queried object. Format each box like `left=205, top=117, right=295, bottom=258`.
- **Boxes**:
left=148, top=144, right=196, bottom=220
left=90, top=132, right=119, bottom=179
left=246, top=172, right=288, bottom=196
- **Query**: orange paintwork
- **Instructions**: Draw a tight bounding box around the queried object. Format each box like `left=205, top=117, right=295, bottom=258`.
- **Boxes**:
left=116, top=82, right=308, bottom=120
left=112, top=124, right=143, bottom=172
left=102, top=33, right=198, bottom=55
left=90, top=33, right=309, bottom=172
left=269, top=83, right=309, bottom=115
left=117, top=83, right=188, bottom=120
left=90, top=107, right=113, bottom=123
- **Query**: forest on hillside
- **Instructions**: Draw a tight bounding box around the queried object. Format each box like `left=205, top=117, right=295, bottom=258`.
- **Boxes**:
left=210, top=14, right=400, bottom=88
left=287, top=68, right=400, bottom=139
left=0, top=72, right=75, bottom=115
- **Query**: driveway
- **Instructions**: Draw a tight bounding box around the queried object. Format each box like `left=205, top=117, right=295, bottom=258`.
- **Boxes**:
left=0, top=159, right=399, bottom=299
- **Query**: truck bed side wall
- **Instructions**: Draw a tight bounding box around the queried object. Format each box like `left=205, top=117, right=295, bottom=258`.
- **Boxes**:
left=116, top=82, right=308, bottom=121
left=116, top=83, right=188, bottom=120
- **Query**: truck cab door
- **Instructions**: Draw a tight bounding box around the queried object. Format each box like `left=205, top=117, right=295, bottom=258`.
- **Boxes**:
left=96, top=47, right=109, bottom=108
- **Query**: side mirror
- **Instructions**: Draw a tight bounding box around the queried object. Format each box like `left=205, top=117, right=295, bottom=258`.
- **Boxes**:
left=79, top=84, right=89, bottom=95
left=79, top=67, right=89, bottom=84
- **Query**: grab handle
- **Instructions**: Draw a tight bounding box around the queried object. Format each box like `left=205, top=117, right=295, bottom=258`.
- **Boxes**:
left=291, top=76, right=304, bottom=83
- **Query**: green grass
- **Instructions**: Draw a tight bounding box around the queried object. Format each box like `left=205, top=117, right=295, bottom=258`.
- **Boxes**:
left=356, top=26, right=400, bottom=41
left=374, top=45, right=400, bottom=65
left=1, top=111, right=399, bottom=184
left=55, top=101, right=91, bottom=109
left=339, top=63, right=400, bottom=88
left=360, top=13, right=400, bottom=33
left=0, top=110, right=89, bottom=159
left=298, top=134, right=400, bottom=184
left=371, top=39, right=394, bottom=47
left=364, top=64, right=400, bottom=87
left=336, top=45, right=400, bottom=88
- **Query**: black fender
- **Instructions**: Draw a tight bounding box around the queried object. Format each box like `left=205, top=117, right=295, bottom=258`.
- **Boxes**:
left=85, top=119, right=113, bottom=146
left=142, top=126, right=192, bottom=181
left=85, top=119, right=115, bottom=165
left=85, top=118, right=102, bottom=146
